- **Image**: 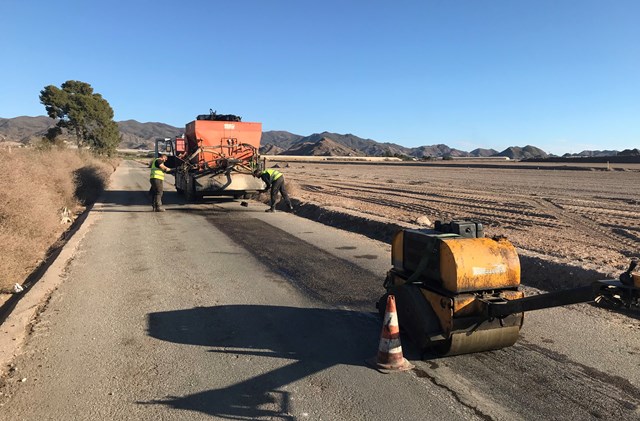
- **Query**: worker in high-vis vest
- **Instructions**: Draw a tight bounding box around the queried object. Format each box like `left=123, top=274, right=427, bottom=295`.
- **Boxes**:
left=149, top=154, right=172, bottom=212
left=253, top=168, right=294, bottom=213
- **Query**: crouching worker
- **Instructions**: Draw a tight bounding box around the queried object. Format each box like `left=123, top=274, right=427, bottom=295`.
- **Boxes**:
left=149, top=154, right=172, bottom=212
left=253, top=168, right=293, bottom=212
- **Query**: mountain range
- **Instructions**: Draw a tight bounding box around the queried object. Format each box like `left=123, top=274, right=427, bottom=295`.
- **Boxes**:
left=262, top=130, right=501, bottom=158
left=0, top=115, right=630, bottom=160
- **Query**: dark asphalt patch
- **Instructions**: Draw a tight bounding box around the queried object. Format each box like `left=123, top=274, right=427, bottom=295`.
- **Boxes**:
left=204, top=215, right=383, bottom=311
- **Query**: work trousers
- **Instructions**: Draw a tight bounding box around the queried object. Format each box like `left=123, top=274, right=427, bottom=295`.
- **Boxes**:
left=270, top=177, right=292, bottom=210
left=149, top=178, right=164, bottom=209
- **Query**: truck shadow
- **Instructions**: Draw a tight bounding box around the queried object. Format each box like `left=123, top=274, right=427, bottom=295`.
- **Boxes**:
left=142, top=305, right=380, bottom=419
left=90, top=189, right=238, bottom=211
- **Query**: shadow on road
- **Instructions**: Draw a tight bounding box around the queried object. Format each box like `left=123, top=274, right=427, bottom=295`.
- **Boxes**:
left=92, top=189, right=238, bottom=211
left=142, top=305, right=380, bottom=419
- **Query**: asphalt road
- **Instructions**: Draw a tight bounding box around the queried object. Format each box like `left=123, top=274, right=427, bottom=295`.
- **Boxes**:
left=0, top=160, right=638, bottom=420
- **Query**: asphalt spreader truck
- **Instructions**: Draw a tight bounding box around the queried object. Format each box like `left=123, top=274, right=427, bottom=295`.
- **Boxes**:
left=156, top=111, right=264, bottom=201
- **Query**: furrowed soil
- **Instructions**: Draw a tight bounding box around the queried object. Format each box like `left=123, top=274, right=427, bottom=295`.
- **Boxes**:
left=277, top=160, right=640, bottom=291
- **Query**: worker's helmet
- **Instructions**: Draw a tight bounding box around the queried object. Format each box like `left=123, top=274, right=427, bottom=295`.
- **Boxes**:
left=253, top=169, right=261, bottom=177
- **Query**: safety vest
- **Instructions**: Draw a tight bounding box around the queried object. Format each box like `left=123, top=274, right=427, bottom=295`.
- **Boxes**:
left=150, top=159, right=164, bottom=180
left=264, top=169, right=283, bottom=182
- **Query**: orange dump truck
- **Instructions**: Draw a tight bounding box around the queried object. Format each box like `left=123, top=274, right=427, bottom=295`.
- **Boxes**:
left=167, top=111, right=265, bottom=200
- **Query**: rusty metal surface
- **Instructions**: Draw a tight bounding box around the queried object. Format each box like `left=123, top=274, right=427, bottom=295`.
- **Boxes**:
left=440, top=237, right=520, bottom=293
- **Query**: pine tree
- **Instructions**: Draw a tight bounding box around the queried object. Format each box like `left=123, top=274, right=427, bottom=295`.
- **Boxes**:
left=40, top=80, right=120, bottom=156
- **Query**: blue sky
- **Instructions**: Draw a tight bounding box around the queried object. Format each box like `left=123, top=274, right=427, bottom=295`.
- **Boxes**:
left=1, top=1, right=638, bottom=155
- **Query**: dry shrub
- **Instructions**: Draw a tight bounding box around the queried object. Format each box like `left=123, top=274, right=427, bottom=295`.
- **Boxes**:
left=73, top=162, right=114, bottom=205
left=0, top=148, right=113, bottom=291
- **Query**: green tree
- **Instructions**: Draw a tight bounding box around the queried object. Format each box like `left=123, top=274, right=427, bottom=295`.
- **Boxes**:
left=39, top=80, right=120, bottom=156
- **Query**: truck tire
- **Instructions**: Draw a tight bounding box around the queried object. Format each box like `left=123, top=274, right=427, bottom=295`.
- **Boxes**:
left=185, top=176, right=197, bottom=202
left=174, top=172, right=185, bottom=195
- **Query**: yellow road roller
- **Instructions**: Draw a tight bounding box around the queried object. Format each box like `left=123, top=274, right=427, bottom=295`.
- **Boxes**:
left=378, top=220, right=640, bottom=356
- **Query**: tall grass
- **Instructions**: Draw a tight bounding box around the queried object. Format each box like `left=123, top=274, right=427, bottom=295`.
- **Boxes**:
left=0, top=147, right=115, bottom=291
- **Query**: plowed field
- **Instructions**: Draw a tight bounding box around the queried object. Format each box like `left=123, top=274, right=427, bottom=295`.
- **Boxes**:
left=278, top=160, right=640, bottom=290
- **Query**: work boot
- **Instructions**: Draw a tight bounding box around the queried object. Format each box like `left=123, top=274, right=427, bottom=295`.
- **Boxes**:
left=155, top=206, right=166, bottom=212
left=265, top=208, right=275, bottom=213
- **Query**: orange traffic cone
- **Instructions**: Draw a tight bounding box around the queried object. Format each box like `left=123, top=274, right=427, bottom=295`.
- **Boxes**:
left=367, top=294, right=414, bottom=373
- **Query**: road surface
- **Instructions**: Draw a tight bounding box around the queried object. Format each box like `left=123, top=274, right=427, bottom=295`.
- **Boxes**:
left=0, top=160, right=638, bottom=420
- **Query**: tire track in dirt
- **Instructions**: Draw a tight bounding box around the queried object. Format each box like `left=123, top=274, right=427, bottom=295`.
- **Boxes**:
left=303, top=181, right=569, bottom=232
left=533, top=197, right=638, bottom=257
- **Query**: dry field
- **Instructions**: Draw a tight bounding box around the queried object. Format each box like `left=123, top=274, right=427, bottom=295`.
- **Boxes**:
left=279, top=160, right=640, bottom=290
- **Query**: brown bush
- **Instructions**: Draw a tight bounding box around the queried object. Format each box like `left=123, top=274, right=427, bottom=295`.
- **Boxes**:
left=0, top=148, right=114, bottom=291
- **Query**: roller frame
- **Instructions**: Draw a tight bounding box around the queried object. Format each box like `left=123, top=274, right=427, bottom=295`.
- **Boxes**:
left=379, top=222, right=639, bottom=357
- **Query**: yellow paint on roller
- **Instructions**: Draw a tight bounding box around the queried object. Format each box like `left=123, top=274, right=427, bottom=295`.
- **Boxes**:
left=440, top=237, right=520, bottom=293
